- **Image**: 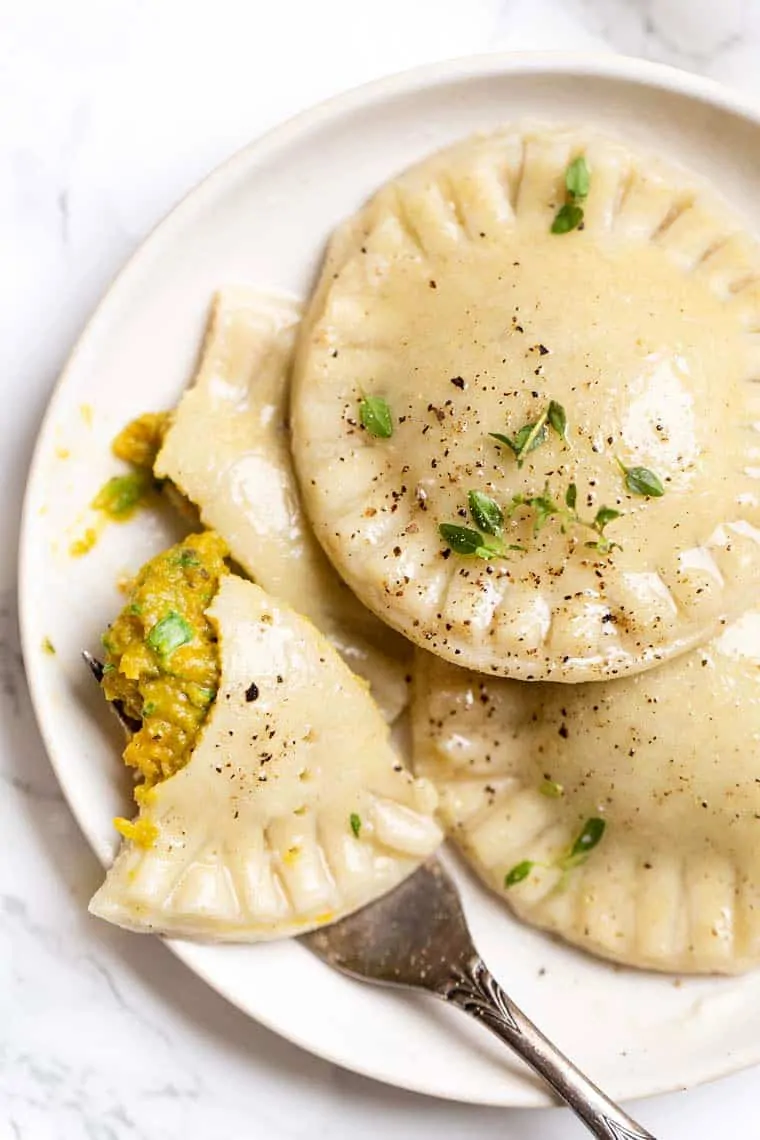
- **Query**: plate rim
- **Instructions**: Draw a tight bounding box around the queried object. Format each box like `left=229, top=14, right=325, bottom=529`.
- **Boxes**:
left=18, top=49, right=760, bottom=1107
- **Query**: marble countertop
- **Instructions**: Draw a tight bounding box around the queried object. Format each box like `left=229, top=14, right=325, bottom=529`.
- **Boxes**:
left=5, top=1, right=760, bottom=1136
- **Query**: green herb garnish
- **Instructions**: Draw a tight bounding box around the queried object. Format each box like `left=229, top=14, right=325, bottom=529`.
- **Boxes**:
left=594, top=506, right=621, bottom=529
left=551, top=156, right=590, bottom=235
left=547, top=400, right=568, bottom=442
left=438, top=523, right=503, bottom=560
left=551, top=203, right=584, bottom=234
left=528, top=488, right=561, bottom=533
left=539, top=779, right=564, bottom=799
left=446, top=469, right=622, bottom=559
left=359, top=395, right=393, bottom=438
left=617, top=458, right=665, bottom=498
left=490, top=424, right=547, bottom=462
left=510, top=482, right=622, bottom=553
left=41, top=637, right=56, bottom=656
left=584, top=506, right=622, bottom=555
left=491, top=401, right=568, bottom=468
left=558, top=817, right=606, bottom=871
left=504, top=860, right=534, bottom=888
left=508, top=484, right=561, bottom=534
left=468, top=490, right=504, bottom=536
left=489, top=432, right=517, bottom=452
left=146, top=612, right=193, bottom=658
left=350, top=813, right=362, bottom=838
left=504, top=816, right=605, bottom=887
left=514, top=409, right=550, bottom=467
left=565, top=155, right=590, bottom=198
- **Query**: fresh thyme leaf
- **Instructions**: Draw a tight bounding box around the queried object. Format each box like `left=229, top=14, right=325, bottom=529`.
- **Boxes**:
left=507, top=486, right=560, bottom=535
left=571, top=817, right=606, bottom=857
left=547, top=400, right=568, bottom=441
left=526, top=485, right=560, bottom=534
left=552, top=156, right=590, bottom=234
left=439, top=523, right=501, bottom=560
left=594, top=506, right=621, bottom=532
left=551, top=202, right=584, bottom=235
left=504, top=860, right=533, bottom=888
left=490, top=422, right=548, bottom=463
left=490, top=402, right=560, bottom=466
left=585, top=538, right=622, bottom=555
left=439, top=524, right=484, bottom=554
left=492, top=423, right=549, bottom=461
left=359, top=395, right=393, bottom=438
left=539, top=779, right=564, bottom=799
left=515, top=408, right=550, bottom=467
left=507, top=477, right=620, bottom=551
left=578, top=504, right=624, bottom=554
left=565, top=155, right=590, bottom=199
left=622, top=464, right=665, bottom=498
left=558, top=817, right=606, bottom=871
left=468, top=490, right=504, bottom=536
left=478, top=533, right=507, bottom=557
left=350, top=813, right=362, bottom=838
left=532, top=499, right=557, bottom=533
left=489, top=431, right=519, bottom=454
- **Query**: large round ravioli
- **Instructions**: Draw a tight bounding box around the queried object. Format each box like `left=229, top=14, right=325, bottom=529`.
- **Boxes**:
left=292, top=125, right=760, bottom=681
left=411, top=607, right=760, bottom=975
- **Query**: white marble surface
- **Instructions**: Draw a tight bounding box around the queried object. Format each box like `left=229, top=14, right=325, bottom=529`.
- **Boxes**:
left=5, top=1, right=760, bottom=1136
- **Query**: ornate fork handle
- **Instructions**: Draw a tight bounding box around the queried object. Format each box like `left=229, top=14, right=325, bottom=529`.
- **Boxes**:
left=438, top=955, right=656, bottom=1140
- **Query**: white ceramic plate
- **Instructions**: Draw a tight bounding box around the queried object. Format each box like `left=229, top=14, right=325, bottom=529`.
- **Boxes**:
left=19, top=52, right=760, bottom=1107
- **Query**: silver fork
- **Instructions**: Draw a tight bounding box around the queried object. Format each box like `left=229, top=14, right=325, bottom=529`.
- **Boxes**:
left=84, top=653, right=654, bottom=1137
left=304, top=860, right=656, bottom=1139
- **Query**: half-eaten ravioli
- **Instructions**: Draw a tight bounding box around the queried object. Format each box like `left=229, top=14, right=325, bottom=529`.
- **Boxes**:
left=90, top=543, right=441, bottom=941
left=292, top=125, right=760, bottom=681
left=412, top=611, right=760, bottom=974
left=154, top=287, right=410, bottom=721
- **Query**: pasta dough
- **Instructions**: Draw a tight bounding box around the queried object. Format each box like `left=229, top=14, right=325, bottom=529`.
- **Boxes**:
left=292, top=126, right=760, bottom=681
left=156, top=288, right=411, bottom=721
left=90, top=576, right=441, bottom=940
left=412, top=609, right=760, bottom=974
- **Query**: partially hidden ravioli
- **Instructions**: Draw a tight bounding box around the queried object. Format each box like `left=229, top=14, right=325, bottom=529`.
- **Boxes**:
left=90, top=575, right=441, bottom=940
left=412, top=611, right=760, bottom=974
left=292, top=125, right=760, bottom=682
left=155, top=288, right=410, bottom=721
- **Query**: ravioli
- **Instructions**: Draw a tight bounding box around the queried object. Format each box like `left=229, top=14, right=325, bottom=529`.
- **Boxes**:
left=412, top=609, right=760, bottom=974
left=90, top=576, right=441, bottom=940
left=155, top=288, right=410, bottom=721
left=292, top=126, right=760, bottom=681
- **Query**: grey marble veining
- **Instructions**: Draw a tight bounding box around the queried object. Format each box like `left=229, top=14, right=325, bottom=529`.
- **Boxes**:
left=565, top=0, right=760, bottom=87
left=5, top=1, right=760, bottom=1136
